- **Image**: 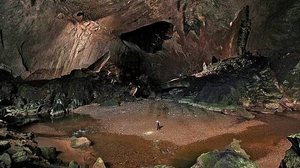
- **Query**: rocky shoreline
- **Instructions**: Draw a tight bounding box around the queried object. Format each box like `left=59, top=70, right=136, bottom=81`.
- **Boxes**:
left=0, top=122, right=64, bottom=168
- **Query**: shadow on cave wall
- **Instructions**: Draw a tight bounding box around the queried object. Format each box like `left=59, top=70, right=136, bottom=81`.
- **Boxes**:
left=120, top=21, right=174, bottom=53
left=114, top=21, right=174, bottom=83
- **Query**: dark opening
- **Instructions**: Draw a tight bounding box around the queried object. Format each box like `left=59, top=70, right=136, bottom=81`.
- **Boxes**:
left=76, top=11, right=84, bottom=17
left=118, top=21, right=174, bottom=83
left=212, top=56, right=219, bottom=64
left=0, top=69, right=13, bottom=82
left=120, top=21, right=174, bottom=53
left=0, top=29, right=4, bottom=48
left=116, top=22, right=174, bottom=97
left=30, top=0, right=36, bottom=6
left=119, top=48, right=143, bottom=82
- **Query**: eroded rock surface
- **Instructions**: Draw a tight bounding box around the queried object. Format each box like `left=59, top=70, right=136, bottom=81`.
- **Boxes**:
left=0, top=0, right=299, bottom=84
left=162, top=53, right=292, bottom=117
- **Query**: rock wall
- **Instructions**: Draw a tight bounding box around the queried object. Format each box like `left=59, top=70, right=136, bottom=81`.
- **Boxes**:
left=0, top=0, right=299, bottom=83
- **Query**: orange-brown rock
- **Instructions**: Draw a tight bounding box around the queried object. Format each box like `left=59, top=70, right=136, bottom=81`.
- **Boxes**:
left=0, top=0, right=299, bottom=82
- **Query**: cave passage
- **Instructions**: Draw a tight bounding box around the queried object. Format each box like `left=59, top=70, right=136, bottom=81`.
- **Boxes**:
left=118, top=21, right=174, bottom=83
left=120, top=21, right=174, bottom=53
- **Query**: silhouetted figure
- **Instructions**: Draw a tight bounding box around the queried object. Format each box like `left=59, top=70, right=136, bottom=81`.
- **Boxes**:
left=156, top=120, right=160, bottom=130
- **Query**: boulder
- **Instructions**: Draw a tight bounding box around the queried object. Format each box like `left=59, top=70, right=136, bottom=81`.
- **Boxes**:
left=70, top=137, right=91, bottom=149
left=39, top=147, right=57, bottom=161
left=227, top=139, right=250, bottom=159
left=93, top=157, right=106, bottom=168
left=0, top=153, right=11, bottom=168
left=12, top=150, right=29, bottom=163
left=191, top=150, right=259, bottom=168
left=0, top=140, right=10, bottom=153
left=69, top=160, right=80, bottom=168
left=287, top=133, right=300, bottom=154
left=281, top=148, right=300, bottom=168
left=280, top=133, right=300, bottom=168
left=191, top=140, right=259, bottom=168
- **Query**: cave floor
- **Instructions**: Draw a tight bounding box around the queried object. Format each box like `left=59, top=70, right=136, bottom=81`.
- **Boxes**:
left=23, top=100, right=300, bottom=168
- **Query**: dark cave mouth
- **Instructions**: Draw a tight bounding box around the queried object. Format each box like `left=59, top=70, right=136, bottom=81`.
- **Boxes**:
left=120, top=21, right=174, bottom=53
left=117, top=21, right=174, bottom=85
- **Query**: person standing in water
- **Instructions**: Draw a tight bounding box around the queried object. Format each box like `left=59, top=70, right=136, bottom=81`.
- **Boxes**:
left=156, top=120, right=160, bottom=130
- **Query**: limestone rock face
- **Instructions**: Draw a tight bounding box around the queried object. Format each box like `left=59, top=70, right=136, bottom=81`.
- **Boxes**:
left=0, top=0, right=299, bottom=82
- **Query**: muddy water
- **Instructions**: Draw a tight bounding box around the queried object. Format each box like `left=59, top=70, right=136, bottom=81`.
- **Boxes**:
left=172, top=113, right=300, bottom=167
left=27, top=112, right=300, bottom=168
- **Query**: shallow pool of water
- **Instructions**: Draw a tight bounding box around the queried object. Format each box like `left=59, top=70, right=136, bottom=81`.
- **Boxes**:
left=26, top=112, right=300, bottom=168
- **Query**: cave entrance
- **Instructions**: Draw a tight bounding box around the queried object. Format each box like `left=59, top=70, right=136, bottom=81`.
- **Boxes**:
left=120, top=21, right=174, bottom=53
left=118, top=21, right=174, bottom=83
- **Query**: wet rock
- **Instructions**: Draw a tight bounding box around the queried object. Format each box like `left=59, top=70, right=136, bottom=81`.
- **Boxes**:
left=227, top=139, right=250, bottom=159
left=93, top=157, right=106, bottom=168
left=222, top=108, right=255, bottom=120
left=70, top=137, right=91, bottom=149
left=287, top=133, right=300, bottom=155
left=15, top=117, right=40, bottom=127
left=191, top=150, right=259, bottom=168
left=0, top=140, right=10, bottom=153
left=50, top=103, right=67, bottom=118
left=280, top=148, right=300, bottom=168
left=69, top=160, right=80, bottom=168
left=9, top=132, right=34, bottom=140
left=191, top=140, right=258, bottom=168
left=11, top=150, right=29, bottom=163
left=178, top=98, right=254, bottom=119
left=280, top=133, right=300, bottom=168
left=3, top=104, right=40, bottom=127
left=0, top=153, right=11, bottom=168
left=0, top=128, right=8, bottom=139
left=39, top=147, right=57, bottom=162
left=0, top=125, right=65, bottom=167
